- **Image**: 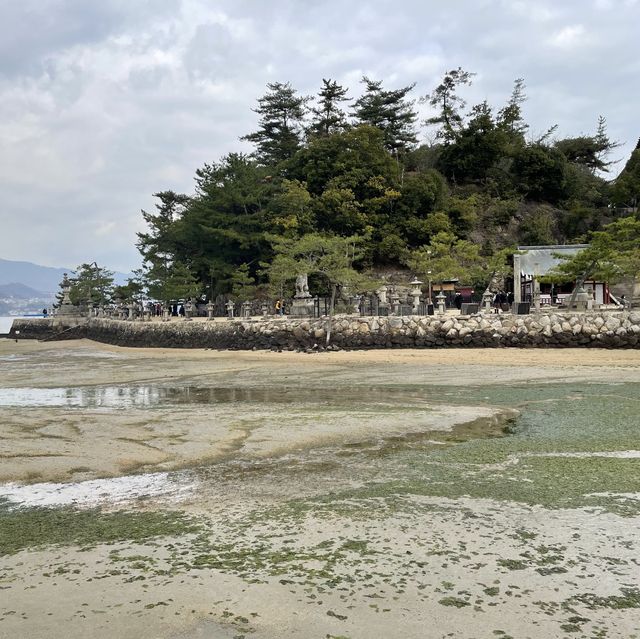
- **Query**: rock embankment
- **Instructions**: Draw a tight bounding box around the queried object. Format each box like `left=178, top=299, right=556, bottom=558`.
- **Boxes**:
left=9, top=312, right=640, bottom=349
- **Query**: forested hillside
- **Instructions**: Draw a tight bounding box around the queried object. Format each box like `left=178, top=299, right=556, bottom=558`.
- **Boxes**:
left=135, top=70, right=639, bottom=300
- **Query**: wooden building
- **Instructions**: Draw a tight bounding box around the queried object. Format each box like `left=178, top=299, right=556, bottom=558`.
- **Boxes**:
left=513, top=245, right=610, bottom=306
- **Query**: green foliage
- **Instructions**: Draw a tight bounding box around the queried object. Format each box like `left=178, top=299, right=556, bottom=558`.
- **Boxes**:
left=291, top=124, right=397, bottom=197
left=176, top=153, right=275, bottom=295
left=134, top=75, right=630, bottom=294
left=270, top=179, right=314, bottom=236
left=497, top=77, right=528, bottom=138
left=267, top=233, right=373, bottom=296
left=424, top=67, right=475, bottom=142
left=309, top=78, right=350, bottom=137
left=546, top=216, right=640, bottom=284
left=145, top=260, right=201, bottom=303
left=405, top=231, right=482, bottom=284
left=352, top=76, right=417, bottom=153
left=229, top=263, right=257, bottom=301
left=610, top=144, right=640, bottom=208
left=113, top=269, right=145, bottom=303
left=437, top=101, right=510, bottom=183
left=396, top=170, right=447, bottom=219
left=554, top=116, right=620, bottom=173
left=69, top=263, right=115, bottom=306
left=512, top=145, right=567, bottom=203
left=137, top=191, right=188, bottom=269
left=241, top=82, right=308, bottom=166
left=518, top=207, right=557, bottom=245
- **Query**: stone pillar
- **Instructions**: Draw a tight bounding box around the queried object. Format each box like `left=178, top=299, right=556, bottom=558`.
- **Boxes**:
left=436, top=291, right=446, bottom=316
left=533, top=279, right=541, bottom=312
left=377, top=286, right=389, bottom=316
left=513, top=253, right=522, bottom=304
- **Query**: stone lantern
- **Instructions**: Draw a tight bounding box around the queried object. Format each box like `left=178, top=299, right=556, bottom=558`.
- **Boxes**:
left=225, top=300, right=235, bottom=319
left=261, top=302, right=268, bottom=317
left=436, top=291, right=447, bottom=316
left=410, top=277, right=423, bottom=313
left=61, top=273, right=72, bottom=305
left=206, top=300, right=215, bottom=320
left=390, top=289, right=401, bottom=316
left=56, top=273, right=80, bottom=317
left=482, top=289, right=493, bottom=313
left=242, top=300, right=252, bottom=318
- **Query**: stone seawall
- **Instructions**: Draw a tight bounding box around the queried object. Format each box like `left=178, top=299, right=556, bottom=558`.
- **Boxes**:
left=9, top=312, right=640, bottom=349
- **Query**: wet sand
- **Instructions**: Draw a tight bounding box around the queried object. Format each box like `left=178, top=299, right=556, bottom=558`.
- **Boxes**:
left=0, top=339, right=524, bottom=484
left=1, top=339, right=640, bottom=638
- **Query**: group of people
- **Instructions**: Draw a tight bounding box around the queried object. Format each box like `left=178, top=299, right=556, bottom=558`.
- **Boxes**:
left=493, top=291, right=514, bottom=313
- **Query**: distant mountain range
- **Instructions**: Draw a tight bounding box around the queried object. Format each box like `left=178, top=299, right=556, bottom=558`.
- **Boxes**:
left=0, top=258, right=131, bottom=293
left=0, top=282, right=51, bottom=299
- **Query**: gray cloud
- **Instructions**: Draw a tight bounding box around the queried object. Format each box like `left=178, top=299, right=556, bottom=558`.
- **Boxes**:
left=0, top=0, right=638, bottom=271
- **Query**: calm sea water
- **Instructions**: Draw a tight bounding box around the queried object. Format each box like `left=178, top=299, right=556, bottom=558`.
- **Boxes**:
left=0, top=315, right=43, bottom=334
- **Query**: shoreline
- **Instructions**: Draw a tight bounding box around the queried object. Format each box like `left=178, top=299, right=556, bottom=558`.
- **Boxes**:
left=9, top=310, right=640, bottom=350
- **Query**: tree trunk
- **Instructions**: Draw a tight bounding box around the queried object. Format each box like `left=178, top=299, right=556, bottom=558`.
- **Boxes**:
left=326, top=284, right=337, bottom=346
left=568, top=260, right=597, bottom=308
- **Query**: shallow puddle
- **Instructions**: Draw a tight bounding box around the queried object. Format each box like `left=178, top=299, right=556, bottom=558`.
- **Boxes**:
left=0, top=384, right=444, bottom=409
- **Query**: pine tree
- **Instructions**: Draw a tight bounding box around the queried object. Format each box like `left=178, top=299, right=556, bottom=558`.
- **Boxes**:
left=241, top=82, right=309, bottom=166
left=69, top=263, right=115, bottom=307
left=424, top=67, right=475, bottom=143
left=352, top=77, right=417, bottom=153
left=497, top=77, right=528, bottom=138
left=309, top=78, right=350, bottom=137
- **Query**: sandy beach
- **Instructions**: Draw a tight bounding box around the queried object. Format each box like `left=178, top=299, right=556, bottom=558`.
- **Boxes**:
left=1, top=339, right=640, bottom=638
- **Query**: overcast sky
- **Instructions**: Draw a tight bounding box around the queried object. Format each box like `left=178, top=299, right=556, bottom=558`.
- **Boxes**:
left=1, top=0, right=638, bottom=272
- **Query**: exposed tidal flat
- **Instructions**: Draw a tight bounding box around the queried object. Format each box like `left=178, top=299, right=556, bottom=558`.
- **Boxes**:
left=1, top=340, right=640, bottom=638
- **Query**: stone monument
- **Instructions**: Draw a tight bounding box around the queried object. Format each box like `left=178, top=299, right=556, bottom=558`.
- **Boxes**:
left=56, top=273, right=81, bottom=316
left=289, top=273, right=315, bottom=317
